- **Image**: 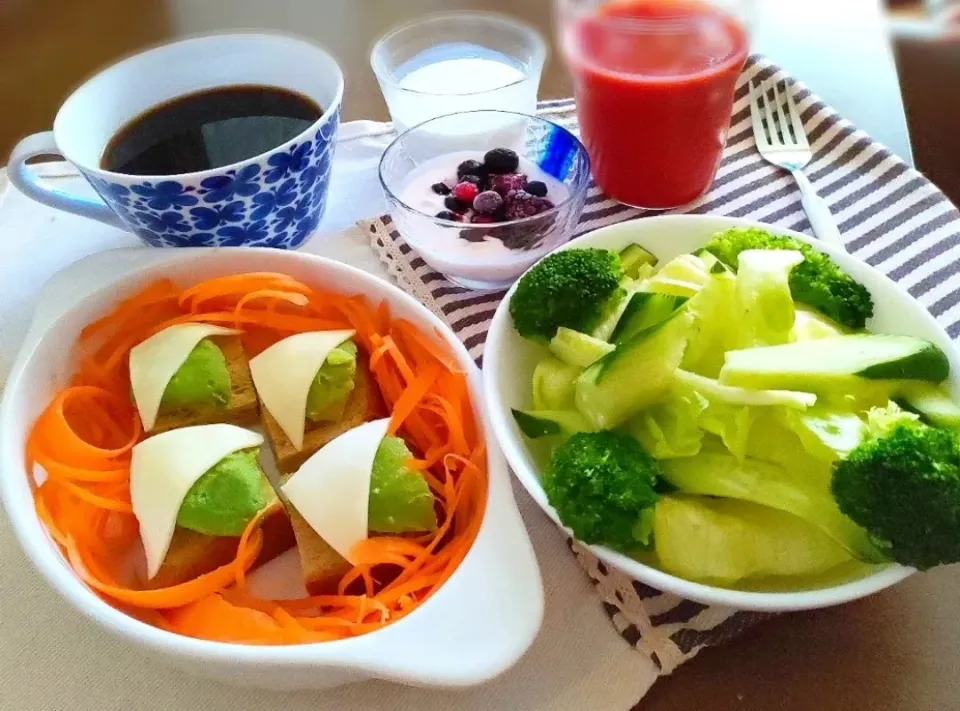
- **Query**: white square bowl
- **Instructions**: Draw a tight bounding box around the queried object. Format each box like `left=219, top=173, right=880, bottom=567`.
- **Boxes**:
left=0, top=247, right=543, bottom=689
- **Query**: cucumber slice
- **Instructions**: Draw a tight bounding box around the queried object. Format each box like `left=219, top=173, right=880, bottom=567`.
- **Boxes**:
left=532, top=357, right=581, bottom=410
left=698, top=251, right=719, bottom=271
left=633, top=263, right=656, bottom=282
left=611, top=292, right=688, bottom=345
left=894, top=383, right=960, bottom=429
left=511, top=409, right=595, bottom=439
left=591, top=278, right=641, bottom=342
left=719, top=335, right=950, bottom=391
left=654, top=495, right=852, bottom=585
left=661, top=454, right=884, bottom=563
left=549, top=327, right=616, bottom=367
left=575, top=310, right=693, bottom=429
left=619, top=243, right=659, bottom=278
left=675, top=369, right=815, bottom=409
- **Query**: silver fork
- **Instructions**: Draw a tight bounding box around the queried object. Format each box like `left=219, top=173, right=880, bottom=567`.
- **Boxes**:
left=749, top=79, right=846, bottom=250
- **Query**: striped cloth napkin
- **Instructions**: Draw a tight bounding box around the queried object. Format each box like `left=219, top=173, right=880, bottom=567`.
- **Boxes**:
left=362, top=55, right=960, bottom=674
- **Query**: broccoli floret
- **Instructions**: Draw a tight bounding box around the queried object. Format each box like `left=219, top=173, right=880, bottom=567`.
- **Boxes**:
left=509, top=248, right=624, bottom=340
left=705, top=227, right=873, bottom=329
left=543, top=431, right=660, bottom=550
left=832, top=423, right=960, bottom=570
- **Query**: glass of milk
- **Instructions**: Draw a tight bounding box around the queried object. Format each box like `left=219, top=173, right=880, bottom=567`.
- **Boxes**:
left=371, top=12, right=547, bottom=135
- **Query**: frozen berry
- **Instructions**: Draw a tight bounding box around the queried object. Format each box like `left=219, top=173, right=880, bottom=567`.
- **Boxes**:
left=504, top=190, right=554, bottom=220
left=457, top=159, right=483, bottom=179
left=444, top=196, right=468, bottom=213
left=431, top=182, right=451, bottom=195
left=526, top=180, right=548, bottom=197
left=470, top=214, right=495, bottom=224
left=489, top=172, right=528, bottom=196
left=484, top=147, right=520, bottom=174
left=472, top=190, right=504, bottom=216
left=453, top=181, right=479, bottom=203
left=460, top=174, right=483, bottom=187
left=435, top=210, right=460, bottom=221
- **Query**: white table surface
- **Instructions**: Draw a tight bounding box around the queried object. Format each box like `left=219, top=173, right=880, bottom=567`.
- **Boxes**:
left=0, top=5, right=911, bottom=705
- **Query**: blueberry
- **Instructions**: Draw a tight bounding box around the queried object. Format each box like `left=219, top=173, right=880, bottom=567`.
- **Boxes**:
left=483, top=147, right=520, bottom=174
left=431, top=182, right=451, bottom=195
left=435, top=210, right=459, bottom=221
left=460, top=174, right=483, bottom=187
left=526, top=180, right=548, bottom=197
left=457, top=159, right=483, bottom=179
left=444, top=196, right=468, bottom=213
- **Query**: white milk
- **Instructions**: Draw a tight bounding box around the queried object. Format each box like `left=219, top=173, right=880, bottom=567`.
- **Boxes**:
left=386, top=55, right=538, bottom=136
left=398, top=57, right=525, bottom=95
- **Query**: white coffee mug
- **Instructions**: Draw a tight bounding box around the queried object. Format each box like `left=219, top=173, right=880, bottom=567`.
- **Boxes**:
left=7, top=33, right=343, bottom=249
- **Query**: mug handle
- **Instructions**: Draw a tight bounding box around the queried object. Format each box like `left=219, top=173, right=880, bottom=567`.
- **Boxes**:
left=7, top=131, right=124, bottom=228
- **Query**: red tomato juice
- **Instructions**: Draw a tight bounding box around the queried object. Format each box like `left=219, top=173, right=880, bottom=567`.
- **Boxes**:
left=563, top=0, right=749, bottom=208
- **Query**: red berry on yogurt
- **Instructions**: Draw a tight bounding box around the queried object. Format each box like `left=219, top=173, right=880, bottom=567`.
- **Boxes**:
left=453, top=181, right=479, bottom=203
left=504, top=190, right=554, bottom=220
left=472, top=190, right=504, bottom=216
left=490, top=173, right=528, bottom=196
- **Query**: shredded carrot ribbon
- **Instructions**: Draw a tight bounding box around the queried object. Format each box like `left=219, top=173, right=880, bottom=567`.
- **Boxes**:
left=26, top=272, right=487, bottom=645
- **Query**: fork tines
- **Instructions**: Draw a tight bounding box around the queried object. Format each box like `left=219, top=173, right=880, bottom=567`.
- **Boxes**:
left=749, top=78, right=809, bottom=151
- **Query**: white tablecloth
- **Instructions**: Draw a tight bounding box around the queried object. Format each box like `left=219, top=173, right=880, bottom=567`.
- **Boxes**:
left=0, top=2, right=913, bottom=690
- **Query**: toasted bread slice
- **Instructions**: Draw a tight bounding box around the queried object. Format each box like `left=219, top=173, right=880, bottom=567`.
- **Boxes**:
left=152, top=335, right=258, bottom=434
left=143, top=501, right=295, bottom=590
left=262, top=355, right=385, bottom=594
left=286, top=509, right=352, bottom=594
left=261, top=355, right=384, bottom=476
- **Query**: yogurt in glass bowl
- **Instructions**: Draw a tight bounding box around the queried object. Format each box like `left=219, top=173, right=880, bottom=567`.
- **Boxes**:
left=379, top=110, right=591, bottom=291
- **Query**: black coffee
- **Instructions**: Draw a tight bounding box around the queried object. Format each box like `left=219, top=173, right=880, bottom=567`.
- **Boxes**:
left=101, top=85, right=323, bottom=175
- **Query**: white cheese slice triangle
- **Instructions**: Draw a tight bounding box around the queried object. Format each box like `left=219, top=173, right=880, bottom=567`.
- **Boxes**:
left=131, top=424, right=264, bottom=579
left=281, top=417, right=390, bottom=564
left=248, top=330, right=355, bottom=451
left=129, top=323, right=242, bottom=432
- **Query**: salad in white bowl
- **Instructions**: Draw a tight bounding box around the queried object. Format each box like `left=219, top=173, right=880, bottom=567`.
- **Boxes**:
left=483, top=215, right=960, bottom=611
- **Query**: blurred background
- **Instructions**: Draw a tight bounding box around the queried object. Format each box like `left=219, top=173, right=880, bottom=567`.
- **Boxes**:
left=1, top=0, right=957, bottom=204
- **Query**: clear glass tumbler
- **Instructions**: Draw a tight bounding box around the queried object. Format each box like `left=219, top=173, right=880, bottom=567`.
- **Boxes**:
left=556, top=0, right=750, bottom=210
left=371, top=12, right=547, bottom=134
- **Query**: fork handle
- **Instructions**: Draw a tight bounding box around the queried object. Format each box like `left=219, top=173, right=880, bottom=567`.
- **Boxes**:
left=791, top=169, right=846, bottom=251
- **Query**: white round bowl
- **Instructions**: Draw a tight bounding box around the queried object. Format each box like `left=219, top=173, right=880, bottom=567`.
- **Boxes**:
left=0, top=247, right=543, bottom=689
left=482, top=214, right=950, bottom=612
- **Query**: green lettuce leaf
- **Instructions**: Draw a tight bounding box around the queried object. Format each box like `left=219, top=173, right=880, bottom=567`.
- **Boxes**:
left=641, top=254, right=711, bottom=298
left=680, top=271, right=738, bottom=378
left=777, top=409, right=866, bottom=462
left=625, top=388, right=708, bottom=459
left=698, top=401, right=756, bottom=461
left=732, top=249, right=805, bottom=349
left=792, top=306, right=847, bottom=341
left=661, top=454, right=883, bottom=563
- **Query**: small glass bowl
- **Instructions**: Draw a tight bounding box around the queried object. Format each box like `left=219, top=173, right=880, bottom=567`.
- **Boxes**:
left=379, top=110, right=591, bottom=291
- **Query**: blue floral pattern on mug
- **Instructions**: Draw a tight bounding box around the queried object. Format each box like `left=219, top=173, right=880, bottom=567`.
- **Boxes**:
left=84, top=105, right=340, bottom=249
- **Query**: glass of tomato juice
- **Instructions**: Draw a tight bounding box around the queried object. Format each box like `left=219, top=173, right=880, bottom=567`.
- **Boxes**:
left=556, top=0, right=749, bottom=209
